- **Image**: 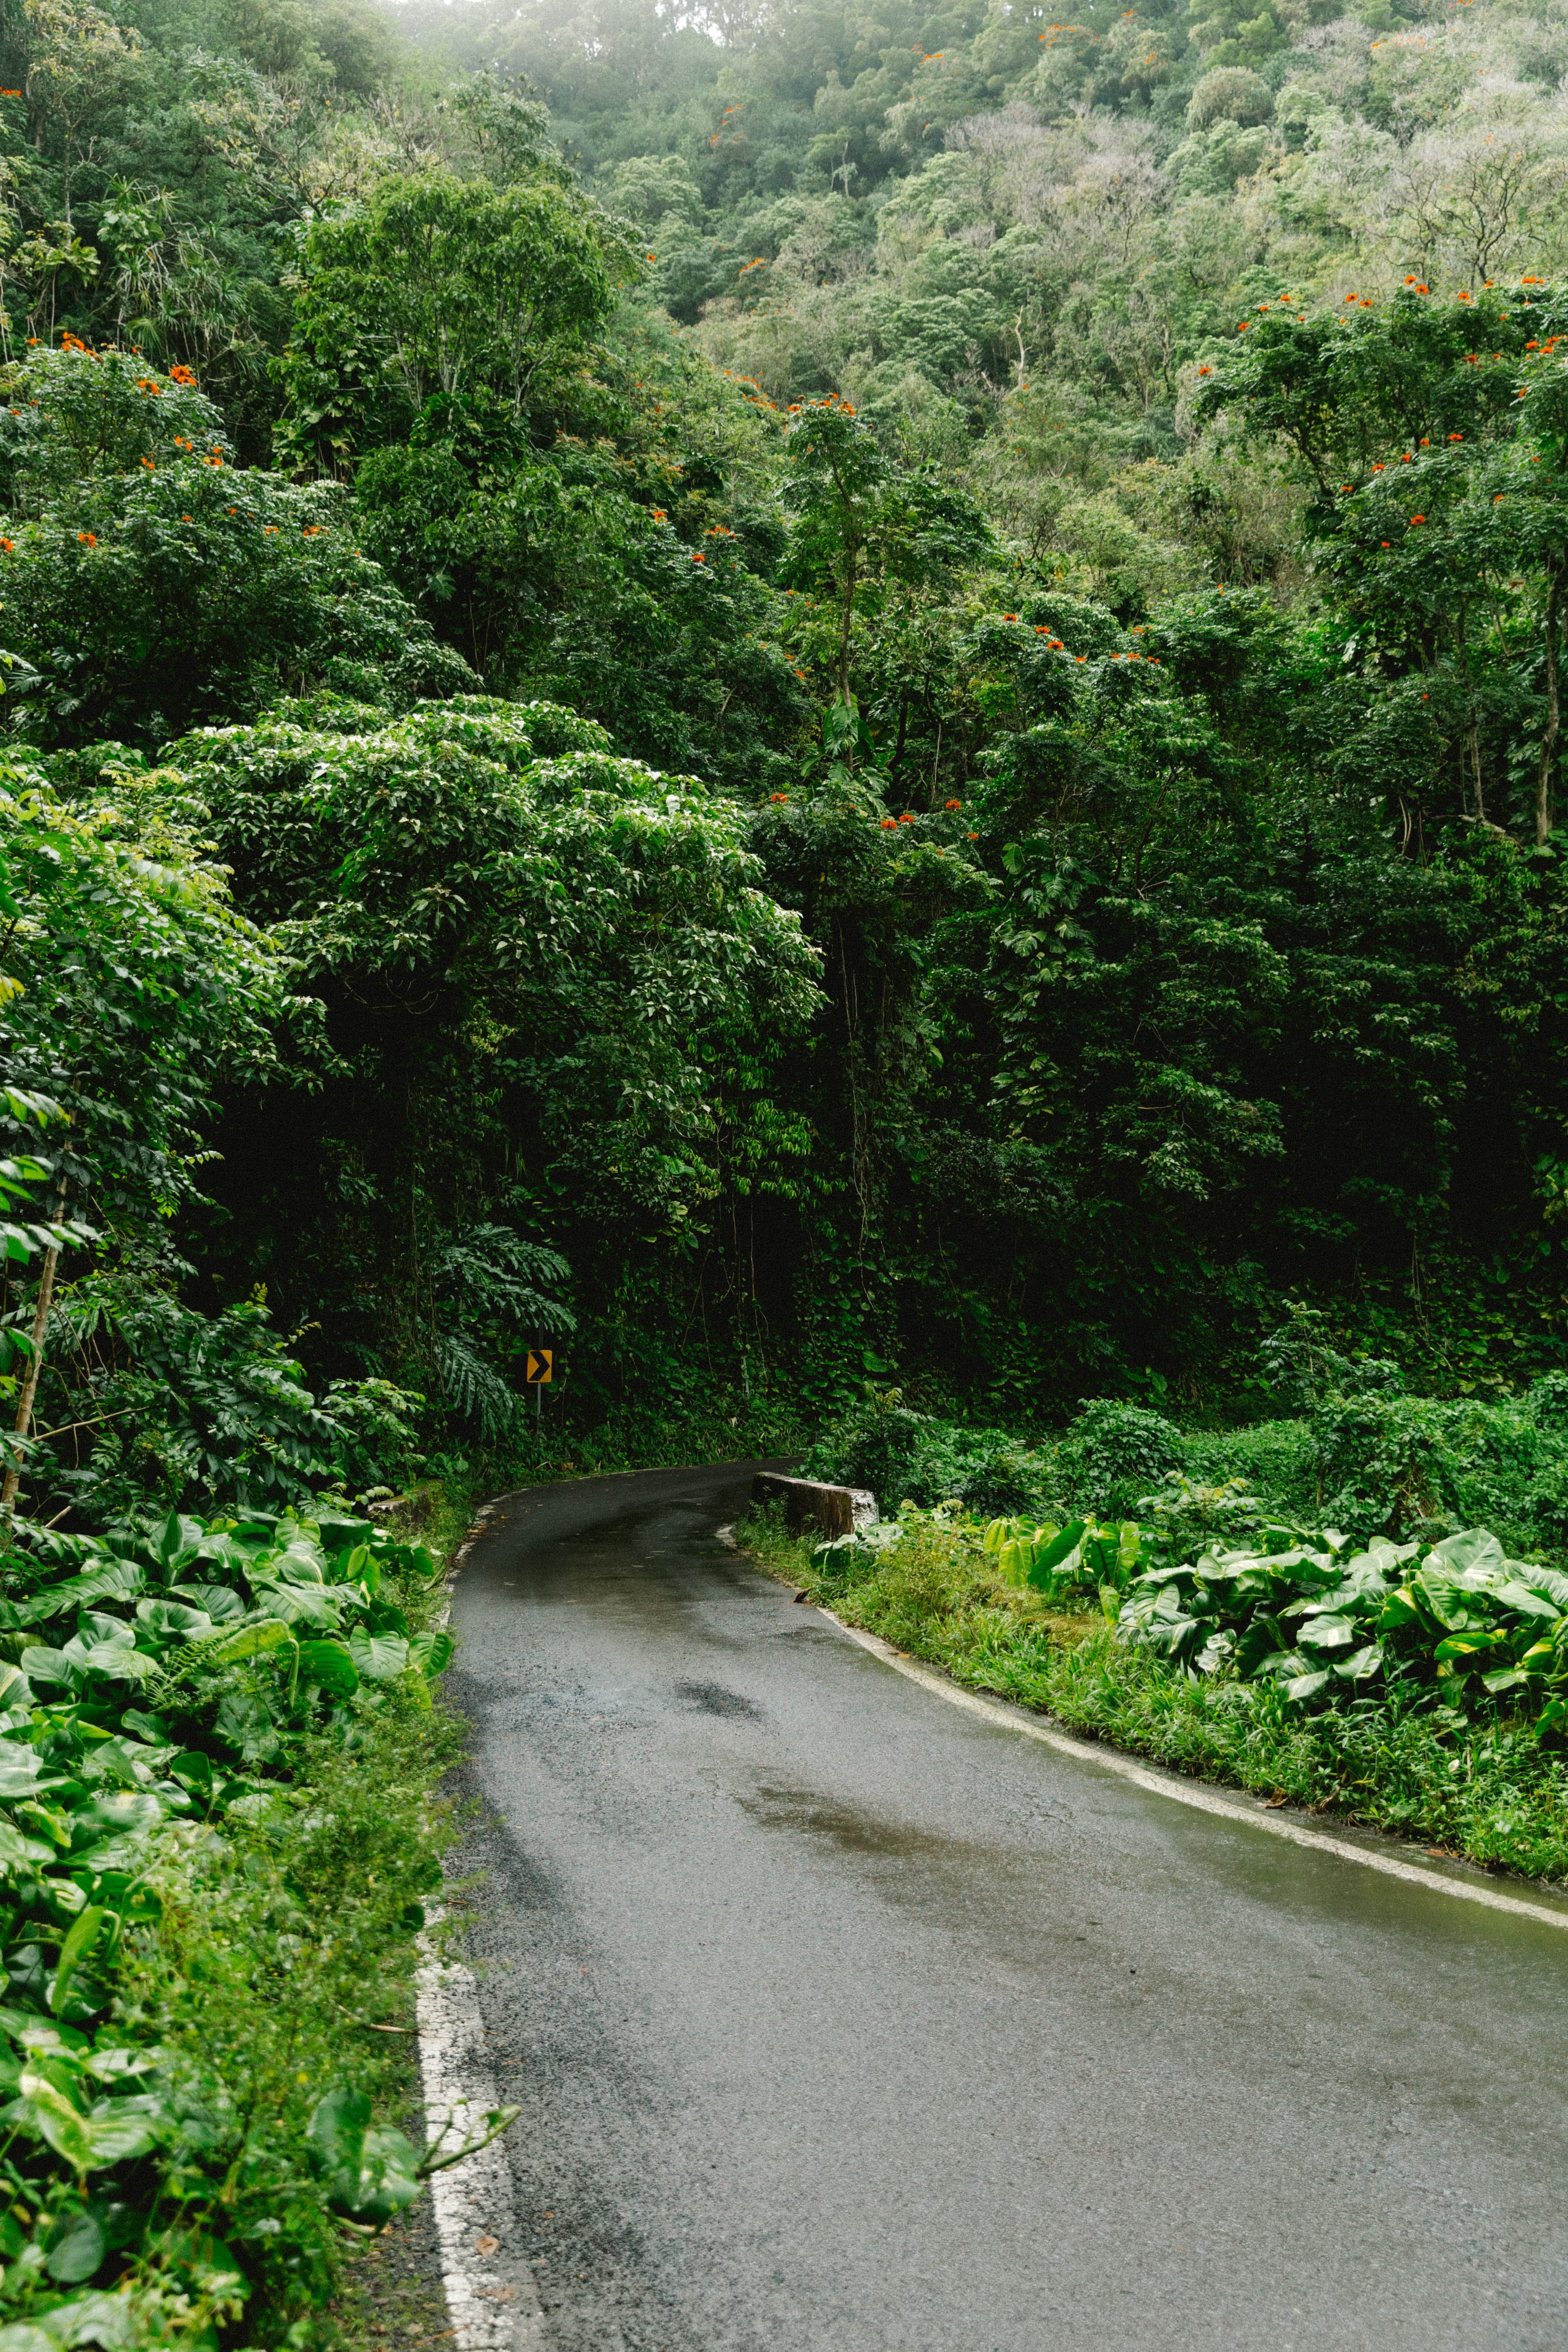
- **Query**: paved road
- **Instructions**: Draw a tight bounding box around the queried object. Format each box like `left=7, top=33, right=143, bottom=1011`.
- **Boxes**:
left=447, top=1462, right=1568, bottom=2352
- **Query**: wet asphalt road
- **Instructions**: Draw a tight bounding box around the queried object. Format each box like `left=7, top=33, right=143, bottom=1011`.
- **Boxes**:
left=447, top=1462, right=1568, bottom=2352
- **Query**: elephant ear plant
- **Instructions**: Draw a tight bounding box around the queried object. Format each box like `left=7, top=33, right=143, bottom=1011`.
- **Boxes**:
left=0, top=1502, right=512, bottom=2343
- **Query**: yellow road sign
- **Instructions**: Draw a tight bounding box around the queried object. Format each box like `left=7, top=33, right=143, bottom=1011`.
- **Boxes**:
left=526, top=1350, right=553, bottom=1386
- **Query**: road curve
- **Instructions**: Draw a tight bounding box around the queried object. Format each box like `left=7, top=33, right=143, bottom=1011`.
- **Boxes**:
left=445, top=1461, right=1568, bottom=2352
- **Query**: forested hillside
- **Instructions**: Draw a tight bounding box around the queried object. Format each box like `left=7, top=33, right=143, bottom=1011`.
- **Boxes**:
left=0, top=0, right=1566, bottom=2330
left=2, top=0, right=1567, bottom=1502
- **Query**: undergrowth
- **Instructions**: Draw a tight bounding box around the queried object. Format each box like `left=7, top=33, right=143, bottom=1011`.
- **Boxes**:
left=739, top=1504, right=1568, bottom=1885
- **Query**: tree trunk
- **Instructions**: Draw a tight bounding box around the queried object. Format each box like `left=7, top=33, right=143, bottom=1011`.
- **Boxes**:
left=837, top=546, right=857, bottom=701
left=0, top=1186, right=65, bottom=1514
left=1540, top=568, right=1561, bottom=849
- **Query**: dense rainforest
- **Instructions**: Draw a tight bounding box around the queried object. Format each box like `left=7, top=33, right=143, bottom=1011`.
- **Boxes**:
left=0, top=0, right=1568, bottom=2335
left=3, top=0, right=1568, bottom=1512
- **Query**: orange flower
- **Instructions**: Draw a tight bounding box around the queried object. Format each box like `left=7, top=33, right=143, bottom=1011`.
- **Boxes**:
left=1003, top=611, right=1019, bottom=621
left=966, top=831, right=978, bottom=840
left=1448, top=432, right=1463, bottom=441
left=652, top=508, right=666, bottom=520
left=141, top=455, right=154, bottom=469
left=1075, top=653, right=1086, bottom=663
left=944, top=798, right=961, bottom=810
left=169, top=365, right=196, bottom=385
left=880, top=817, right=897, bottom=829
left=0, top=539, right=11, bottom=553
left=692, top=550, right=704, bottom=562
left=77, top=531, right=96, bottom=546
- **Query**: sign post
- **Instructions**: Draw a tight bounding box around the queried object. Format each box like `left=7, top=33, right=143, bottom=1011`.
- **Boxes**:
left=526, top=1349, right=553, bottom=1431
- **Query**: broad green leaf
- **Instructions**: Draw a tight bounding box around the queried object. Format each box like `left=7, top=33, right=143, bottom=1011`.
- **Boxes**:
left=298, top=1640, right=359, bottom=1696
left=49, top=1907, right=108, bottom=2016
left=1295, top=1614, right=1358, bottom=1651
left=347, top=1630, right=410, bottom=1682
left=11, top=2069, right=94, bottom=2171
left=43, top=2209, right=107, bottom=2285
left=0, top=1742, right=43, bottom=1795
left=20, top=1647, right=78, bottom=1686
left=1026, top=1519, right=1086, bottom=1588
left=409, top=1630, right=454, bottom=1677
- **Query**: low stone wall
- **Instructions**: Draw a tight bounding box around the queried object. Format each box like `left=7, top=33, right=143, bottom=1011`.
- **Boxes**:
left=750, top=1470, right=877, bottom=1540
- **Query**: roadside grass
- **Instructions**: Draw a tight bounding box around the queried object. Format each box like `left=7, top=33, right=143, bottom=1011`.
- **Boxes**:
left=738, top=1505, right=1568, bottom=1885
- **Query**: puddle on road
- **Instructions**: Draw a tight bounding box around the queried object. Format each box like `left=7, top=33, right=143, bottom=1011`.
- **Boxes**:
left=674, top=1679, right=766, bottom=1720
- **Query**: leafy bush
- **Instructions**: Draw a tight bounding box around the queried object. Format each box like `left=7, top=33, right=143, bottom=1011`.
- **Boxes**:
left=800, top=1388, right=1054, bottom=1517
left=1052, top=1399, right=1183, bottom=1519
left=742, top=1503, right=1568, bottom=1882
left=31, top=1278, right=425, bottom=1527
left=0, top=1497, right=473, bottom=2339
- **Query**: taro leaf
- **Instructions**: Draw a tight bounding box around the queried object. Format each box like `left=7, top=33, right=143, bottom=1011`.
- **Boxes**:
left=298, top=1641, right=358, bottom=1697
left=1333, top=1643, right=1384, bottom=1680
left=1434, top=1630, right=1507, bottom=1665
left=20, top=1647, right=78, bottom=1686
left=307, top=2085, right=422, bottom=2225
left=1285, top=1668, right=1332, bottom=1701
left=134, top=1600, right=215, bottom=1639
left=408, top=1631, right=454, bottom=1678
left=0, top=1818, right=56, bottom=1868
left=1025, top=1519, right=1085, bottom=1587
left=1509, top=1561, right=1568, bottom=1611
left=1494, top=1583, right=1562, bottom=1623
left=159, top=2227, right=243, bottom=2291
left=82, top=1793, right=165, bottom=1841
left=43, top=2209, right=107, bottom=2284
left=27, top=2289, right=142, bottom=2347
left=78, top=2096, right=164, bottom=2167
left=0, top=2326, right=57, bottom=2352
left=170, top=1582, right=246, bottom=1624
left=266, top=1543, right=327, bottom=1587
left=152, top=1514, right=207, bottom=1574
left=1427, top=1529, right=1506, bottom=1581
left=0, top=1742, right=43, bottom=1796
left=168, top=1751, right=214, bottom=1800
left=253, top=1579, right=341, bottom=1630
left=10, top=2070, right=94, bottom=2170
left=347, top=1631, right=410, bottom=1683
left=1483, top=1666, right=1534, bottom=1693
left=317, top=1517, right=374, bottom=1553
left=49, top=1907, right=108, bottom=2017
left=1295, top=1614, right=1359, bottom=1652
left=77, top=1644, right=156, bottom=1683
left=201, top=1620, right=292, bottom=1668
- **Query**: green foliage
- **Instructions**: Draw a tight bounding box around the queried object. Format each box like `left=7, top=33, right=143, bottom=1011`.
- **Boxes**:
left=0, top=1494, right=461, bottom=2337
left=29, top=1277, right=425, bottom=1526
left=0, top=345, right=472, bottom=746
left=740, top=1501, right=1568, bottom=1880
left=276, top=166, right=626, bottom=475
left=801, top=1388, right=1054, bottom=1517
left=172, top=693, right=821, bottom=1439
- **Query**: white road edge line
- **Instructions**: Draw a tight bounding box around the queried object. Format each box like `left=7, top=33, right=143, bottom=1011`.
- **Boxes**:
left=416, top=1503, right=549, bottom=2349
left=820, top=1608, right=1568, bottom=1935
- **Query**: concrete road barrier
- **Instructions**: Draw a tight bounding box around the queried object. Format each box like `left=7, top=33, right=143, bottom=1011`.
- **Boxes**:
left=750, top=1470, right=877, bottom=1539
